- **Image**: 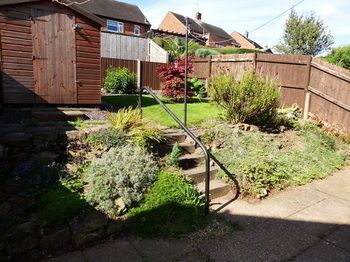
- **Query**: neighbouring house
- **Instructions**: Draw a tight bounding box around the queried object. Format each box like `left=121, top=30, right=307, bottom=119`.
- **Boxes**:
left=158, top=11, right=239, bottom=48
left=0, top=0, right=104, bottom=105
left=76, top=0, right=151, bottom=37
left=230, top=31, right=263, bottom=50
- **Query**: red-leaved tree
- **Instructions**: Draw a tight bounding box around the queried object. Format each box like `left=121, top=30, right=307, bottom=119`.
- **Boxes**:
left=157, top=57, right=194, bottom=101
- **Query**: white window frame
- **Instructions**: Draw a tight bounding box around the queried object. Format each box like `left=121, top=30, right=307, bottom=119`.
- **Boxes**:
left=133, top=25, right=141, bottom=36
left=107, top=20, right=124, bottom=33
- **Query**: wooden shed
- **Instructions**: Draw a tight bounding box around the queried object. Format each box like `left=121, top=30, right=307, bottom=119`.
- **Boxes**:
left=0, top=0, right=104, bottom=105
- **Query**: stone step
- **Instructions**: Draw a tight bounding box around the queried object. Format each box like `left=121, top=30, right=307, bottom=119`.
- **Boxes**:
left=32, top=111, right=88, bottom=121
left=163, top=132, right=187, bottom=143
left=178, top=154, right=204, bottom=169
left=183, top=166, right=218, bottom=183
left=161, top=141, right=196, bottom=154
left=197, top=179, right=231, bottom=200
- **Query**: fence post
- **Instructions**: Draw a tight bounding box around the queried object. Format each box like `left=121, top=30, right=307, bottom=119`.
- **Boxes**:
left=137, top=59, right=142, bottom=114
left=303, top=56, right=312, bottom=119
left=303, top=92, right=311, bottom=120
left=252, top=52, right=257, bottom=73
left=137, top=59, right=142, bottom=89
left=206, top=56, right=212, bottom=89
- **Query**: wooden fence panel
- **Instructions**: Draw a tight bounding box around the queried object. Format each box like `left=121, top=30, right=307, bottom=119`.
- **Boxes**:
left=101, top=58, right=164, bottom=90
left=141, top=61, right=163, bottom=90
left=309, top=58, right=350, bottom=131
left=191, top=57, right=211, bottom=80
left=101, top=32, right=149, bottom=61
left=210, top=54, right=255, bottom=78
left=101, top=58, right=137, bottom=86
left=256, top=54, right=310, bottom=108
left=192, top=54, right=350, bottom=131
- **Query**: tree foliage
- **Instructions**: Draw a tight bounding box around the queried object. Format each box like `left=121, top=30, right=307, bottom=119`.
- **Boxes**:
left=323, top=45, right=350, bottom=70
left=154, top=37, right=200, bottom=61
left=157, top=57, right=194, bottom=101
left=274, top=10, right=333, bottom=56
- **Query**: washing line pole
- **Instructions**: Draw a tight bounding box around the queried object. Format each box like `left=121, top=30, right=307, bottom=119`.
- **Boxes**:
left=184, top=17, right=189, bottom=127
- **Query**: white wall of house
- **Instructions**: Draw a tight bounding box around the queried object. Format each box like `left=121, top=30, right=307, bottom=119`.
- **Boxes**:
left=101, top=32, right=168, bottom=63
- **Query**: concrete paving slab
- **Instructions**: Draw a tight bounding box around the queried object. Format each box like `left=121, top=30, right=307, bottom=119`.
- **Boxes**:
left=326, top=224, right=350, bottom=252
left=287, top=198, right=350, bottom=238
left=128, top=238, right=189, bottom=262
left=199, top=219, right=319, bottom=261
left=46, top=251, right=85, bottom=262
left=215, top=199, right=272, bottom=227
left=215, top=186, right=328, bottom=226
left=83, top=240, right=142, bottom=262
left=309, top=169, right=350, bottom=203
left=294, top=240, right=350, bottom=262
left=176, top=251, right=207, bottom=262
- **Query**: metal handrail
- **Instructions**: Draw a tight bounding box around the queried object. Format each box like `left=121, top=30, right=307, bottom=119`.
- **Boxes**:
left=139, top=86, right=211, bottom=215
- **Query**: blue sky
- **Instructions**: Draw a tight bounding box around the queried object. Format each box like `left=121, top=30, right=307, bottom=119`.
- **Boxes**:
left=127, top=0, right=349, bottom=51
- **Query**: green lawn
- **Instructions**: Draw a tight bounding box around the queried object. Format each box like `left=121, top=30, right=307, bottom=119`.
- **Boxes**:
left=103, top=95, right=223, bottom=128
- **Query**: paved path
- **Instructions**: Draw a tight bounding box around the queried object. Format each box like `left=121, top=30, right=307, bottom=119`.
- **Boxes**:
left=48, top=168, right=350, bottom=262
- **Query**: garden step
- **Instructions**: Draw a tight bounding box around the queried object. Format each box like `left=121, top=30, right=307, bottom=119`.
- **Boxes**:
left=162, top=141, right=196, bottom=154
left=32, top=110, right=88, bottom=121
left=197, top=179, right=231, bottom=200
left=183, top=166, right=218, bottom=183
left=178, top=154, right=204, bottom=169
left=163, top=132, right=187, bottom=143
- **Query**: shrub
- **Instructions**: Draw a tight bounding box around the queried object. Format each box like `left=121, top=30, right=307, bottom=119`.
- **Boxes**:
left=128, top=172, right=205, bottom=237
left=87, top=128, right=125, bottom=149
left=208, top=71, right=280, bottom=125
left=323, top=45, right=350, bottom=70
left=189, top=77, right=207, bottom=98
left=215, top=47, right=262, bottom=54
left=195, top=48, right=220, bottom=57
left=157, top=57, right=194, bottom=101
left=84, top=145, right=158, bottom=216
left=129, top=124, right=164, bottom=150
left=103, top=67, right=136, bottom=94
left=167, top=142, right=182, bottom=167
left=39, top=186, right=87, bottom=224
left=107, top=107, right=141, bottom=132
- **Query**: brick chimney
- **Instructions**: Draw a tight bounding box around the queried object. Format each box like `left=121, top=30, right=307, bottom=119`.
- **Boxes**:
left=195, top=12, right=202, bottom=21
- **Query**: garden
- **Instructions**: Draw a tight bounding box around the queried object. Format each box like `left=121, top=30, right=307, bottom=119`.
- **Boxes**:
left=0, top=56, right=349, bottom=261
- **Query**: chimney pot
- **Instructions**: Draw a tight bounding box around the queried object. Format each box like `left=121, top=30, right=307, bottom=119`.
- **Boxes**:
left=245, top=31, right=249, bottom=38
left=195, top=12, right=202, bottom=21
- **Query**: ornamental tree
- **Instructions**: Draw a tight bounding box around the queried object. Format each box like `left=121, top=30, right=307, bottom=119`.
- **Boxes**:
left=157, top=57, right=194, bottom=101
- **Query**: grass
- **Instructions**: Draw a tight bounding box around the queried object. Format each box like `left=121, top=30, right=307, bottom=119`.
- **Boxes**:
left=103, top=95, right=222, bottom=128
left=38, top=186, right=88, bottom=224
left=201, top=122, right=349, bottom=198
left=127, top=171, right=207, bottom=237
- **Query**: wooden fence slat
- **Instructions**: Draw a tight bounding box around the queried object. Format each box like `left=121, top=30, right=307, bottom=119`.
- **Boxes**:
left=192, top=53, right=350, bottom=131
left=101, top=57, right=164, bottom=90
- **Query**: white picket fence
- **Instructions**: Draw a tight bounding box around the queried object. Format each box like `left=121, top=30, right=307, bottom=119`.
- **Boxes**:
left=101, top=32, right=168, bottom=63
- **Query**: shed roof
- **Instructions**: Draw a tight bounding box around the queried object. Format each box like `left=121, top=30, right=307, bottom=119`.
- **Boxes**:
left=0, top=0, right=105, bottom=26
left=74, top=0, right=151, bottom=26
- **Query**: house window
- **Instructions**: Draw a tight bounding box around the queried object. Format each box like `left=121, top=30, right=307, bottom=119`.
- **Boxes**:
left=215, top=43, right=224, bottom=48
left=134, top=25, right=141, bottom=35
left=107, top=20, right=124, bottom=33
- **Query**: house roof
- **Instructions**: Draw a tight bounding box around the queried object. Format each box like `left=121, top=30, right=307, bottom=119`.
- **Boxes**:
left=231, top=31, right=263, bottom=49
left=170, top=11, right=236, bottom=44
left=0, top=0, right=105, bottom=26
left=74, top=0, right=151, bottom=26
